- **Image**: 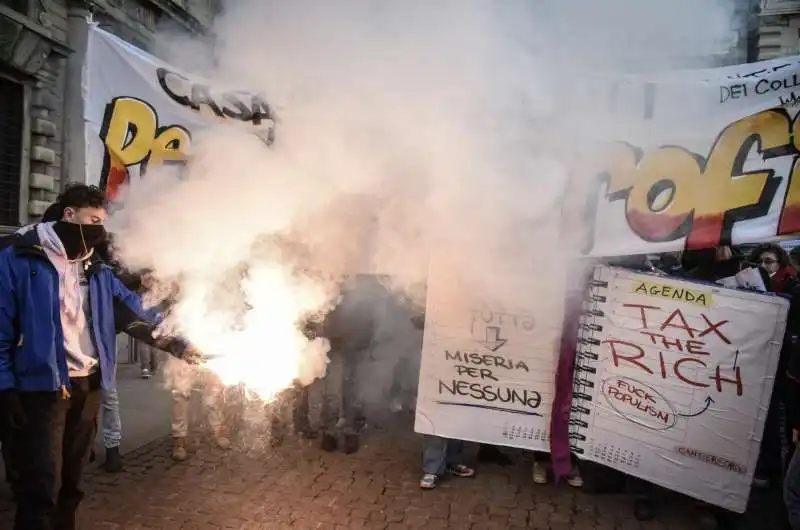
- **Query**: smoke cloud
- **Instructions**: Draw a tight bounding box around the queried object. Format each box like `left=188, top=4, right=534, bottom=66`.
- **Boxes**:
left=108, top=0, right=747, bottom=404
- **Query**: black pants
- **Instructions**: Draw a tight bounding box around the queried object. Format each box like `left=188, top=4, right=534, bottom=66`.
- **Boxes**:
left=757, top=389, right=785, bottom=482
left=11, top=372, right=102, bottom=530
left=2, top=432, right=18, bottom=490
left=267, top=382, right=311, bottom=438
left=320, top=348, right=365, bottom=433
left=291, top=383, right=310, bottom=429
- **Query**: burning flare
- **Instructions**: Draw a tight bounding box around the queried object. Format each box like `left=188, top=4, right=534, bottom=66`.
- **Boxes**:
left=161, top=261, right=333, bottom=401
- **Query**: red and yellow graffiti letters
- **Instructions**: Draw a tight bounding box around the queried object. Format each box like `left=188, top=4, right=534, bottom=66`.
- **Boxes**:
left=98, top=97, right=191, bottom=200
left=584, top=108, right=796, bottom=251
left=777, top=111, right=800, bottom=235
left=691, top=110, right=791, bottom=248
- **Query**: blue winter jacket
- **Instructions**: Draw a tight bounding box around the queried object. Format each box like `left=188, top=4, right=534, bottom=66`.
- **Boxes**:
left=0, top=230, right=187, bottom=392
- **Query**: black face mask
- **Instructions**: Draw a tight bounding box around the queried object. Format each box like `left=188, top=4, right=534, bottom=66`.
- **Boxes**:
left=52, top=221, right=108, bottom=259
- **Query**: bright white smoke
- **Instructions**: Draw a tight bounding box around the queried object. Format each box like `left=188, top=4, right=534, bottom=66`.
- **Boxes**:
left=109, top=0, right=747, bottom=401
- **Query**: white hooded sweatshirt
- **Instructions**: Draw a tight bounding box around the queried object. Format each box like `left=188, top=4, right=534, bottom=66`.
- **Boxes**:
left=36, top=222, right=98, bottom=377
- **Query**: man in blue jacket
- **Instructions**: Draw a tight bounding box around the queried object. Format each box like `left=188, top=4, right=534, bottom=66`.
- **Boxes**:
left=0, top=184, right=198, bottom=530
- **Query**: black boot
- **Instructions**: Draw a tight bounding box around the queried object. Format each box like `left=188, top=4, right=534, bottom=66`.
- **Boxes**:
left=104, top=446, right=123, bottom=473
left=342, top=433, right=359, bottom=455
left=320, top=432, right=338, bottom=452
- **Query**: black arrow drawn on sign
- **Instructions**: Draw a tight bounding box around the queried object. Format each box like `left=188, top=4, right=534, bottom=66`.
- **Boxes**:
left=733, top=349, right=740, bottom=370
left=478, top=326, right=507, bottom=352
left=678, top=396, right=715, bottom=418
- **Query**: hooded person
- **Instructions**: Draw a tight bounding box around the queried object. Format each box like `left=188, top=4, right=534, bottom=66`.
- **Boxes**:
left=0, top=184, right=203, bottom=530
left=0, top=200, right=66, bottom=499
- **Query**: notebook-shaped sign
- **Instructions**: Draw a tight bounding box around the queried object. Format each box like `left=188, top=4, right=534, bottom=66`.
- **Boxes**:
left=571, top=266, right=789, bottom=513
left=414, top=258, right=568, bottom=452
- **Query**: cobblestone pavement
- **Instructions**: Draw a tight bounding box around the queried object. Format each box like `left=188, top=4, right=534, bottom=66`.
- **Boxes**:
left=0, top=415, right=785, bottom=530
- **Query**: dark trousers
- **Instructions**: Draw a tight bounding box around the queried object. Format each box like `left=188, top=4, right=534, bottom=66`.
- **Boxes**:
left=2, top=433, right=18, bottom=490
left=11, top=372, right=102, bottom=530
left=757, top=392, right=784, bottom=481
left=786, top=446, right=800, bottom=529
left=291, top=383, right=310, bottom=429
left=320, top=348, right=365, bottom=433
left=267, top=382, right=311, bottom=438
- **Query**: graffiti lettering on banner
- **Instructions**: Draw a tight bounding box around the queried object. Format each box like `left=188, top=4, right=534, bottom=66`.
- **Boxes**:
left=566, top=58, right=800, bottom=256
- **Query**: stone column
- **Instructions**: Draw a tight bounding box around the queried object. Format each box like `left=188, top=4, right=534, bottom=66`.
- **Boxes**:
left=27, top=0, right=71, bottom=218
left=62, top=0, right=91, bottom=187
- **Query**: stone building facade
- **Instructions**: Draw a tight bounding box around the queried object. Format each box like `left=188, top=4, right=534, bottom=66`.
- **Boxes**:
left=0, top=0, right=218, bottom=233
left=758, top=0, right=800, bottom=58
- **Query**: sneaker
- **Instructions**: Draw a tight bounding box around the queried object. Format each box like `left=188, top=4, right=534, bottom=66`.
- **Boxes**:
left=532, top=461, right=548, bottom=484
left=103, top=446, right=123, bottom=473
left=172, top=438, right=188, bottom=462
left=141, top=368, right=151, bottom=379
left=420, top=473, right=439, bottom=489
left=446, top=464, right=475, bottom=478
left=566, top=467, right=584, bottom=488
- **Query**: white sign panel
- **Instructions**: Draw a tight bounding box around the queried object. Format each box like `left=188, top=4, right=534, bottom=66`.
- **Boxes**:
left=414, top=259, right=567, bottom=450
left=570, top=266, right=789, bottom=512
left=82, top=24, right=274, bottom=200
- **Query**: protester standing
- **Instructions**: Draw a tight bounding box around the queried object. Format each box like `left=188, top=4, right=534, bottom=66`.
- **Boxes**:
left=748, top=244, right=799, bottom=489
left=168, top=359, right=231, bottom=461
left=0, top=184, right=200, bottom=530
left=318, top=274, right=374, bottom=454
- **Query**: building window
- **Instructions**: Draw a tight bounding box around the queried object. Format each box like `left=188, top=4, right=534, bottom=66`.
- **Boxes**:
left=0, top=76, right=23, bottom=226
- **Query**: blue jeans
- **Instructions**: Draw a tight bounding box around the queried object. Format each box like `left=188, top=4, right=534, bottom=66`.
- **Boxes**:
left=101, top=388, right=122, bottom=449
left=786, top=446, right=800, bottom=529
left=422, top=436, right=463, bottom=475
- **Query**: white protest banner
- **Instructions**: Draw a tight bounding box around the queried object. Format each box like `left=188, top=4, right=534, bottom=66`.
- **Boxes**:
left=566, top=55, right=800, bottom=256
left=83, top=24, right=274, bottom=200
left=414, top=257, right=567, bottom=450
left=570, top=266, right=789, bottom=512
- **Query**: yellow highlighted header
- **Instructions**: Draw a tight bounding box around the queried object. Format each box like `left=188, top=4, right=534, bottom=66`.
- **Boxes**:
left=632, top=280, right=712, bottom=308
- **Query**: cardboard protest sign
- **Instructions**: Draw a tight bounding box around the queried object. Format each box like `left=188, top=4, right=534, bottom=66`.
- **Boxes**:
left=414, top=259, right=567, bottom=450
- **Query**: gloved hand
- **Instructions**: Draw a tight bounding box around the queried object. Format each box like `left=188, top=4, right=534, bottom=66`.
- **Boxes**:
left=0, top=389, right=26, bottom=434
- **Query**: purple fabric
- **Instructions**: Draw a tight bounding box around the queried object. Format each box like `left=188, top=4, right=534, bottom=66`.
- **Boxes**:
left=550, top=268, right=592, bottom=478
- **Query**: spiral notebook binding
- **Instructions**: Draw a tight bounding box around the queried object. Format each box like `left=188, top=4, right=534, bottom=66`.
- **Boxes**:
left=570, top=266, right=608, bottom=455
